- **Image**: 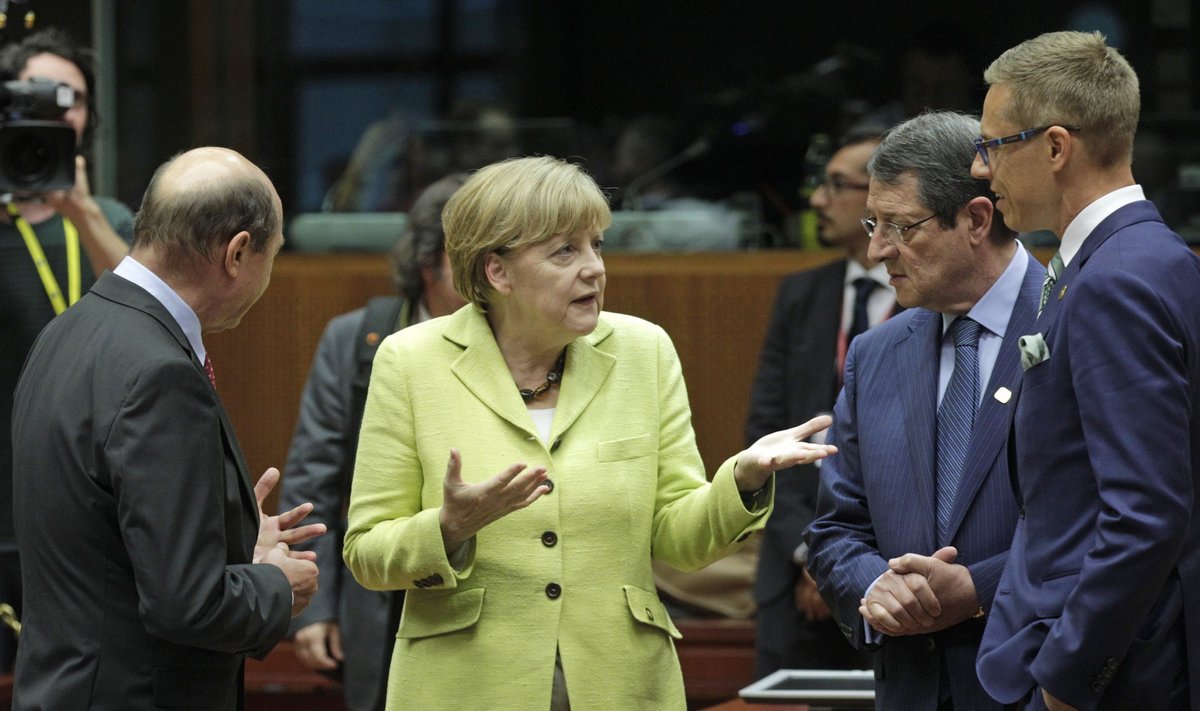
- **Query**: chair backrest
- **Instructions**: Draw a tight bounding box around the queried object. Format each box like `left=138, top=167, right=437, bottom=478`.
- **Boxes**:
left=288, top=212, right=409, bottom=252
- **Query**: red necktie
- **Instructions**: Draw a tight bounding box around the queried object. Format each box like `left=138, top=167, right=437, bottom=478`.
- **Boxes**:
left=204, top=354, right=216, bottom=387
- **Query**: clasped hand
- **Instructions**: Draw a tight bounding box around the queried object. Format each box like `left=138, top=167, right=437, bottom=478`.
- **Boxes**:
left=734, top=414, right=838, bottom=492
left=254, top=467, right=325, bottom=617
left=439, top=448, right=549, bottom=552
left=858, top=546, right=979, bottom=636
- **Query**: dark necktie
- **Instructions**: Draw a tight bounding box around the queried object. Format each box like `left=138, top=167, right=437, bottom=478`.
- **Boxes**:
left=1038, top=251, right=1064, bottom=317
left=936, top=317, right=982, bottom=544
left=204, top=354, right=217, bottom=387
left=848, top=277, right=878, bottom=345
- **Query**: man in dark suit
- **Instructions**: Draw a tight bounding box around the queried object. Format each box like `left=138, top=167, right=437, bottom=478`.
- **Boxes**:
left=747, top=128, right=889, bottom=676
left=806, top=111, right=1040, bottom=710
left=972, top=32, right=1200, bottom=711
left=11, top=147, right=323, bottom=710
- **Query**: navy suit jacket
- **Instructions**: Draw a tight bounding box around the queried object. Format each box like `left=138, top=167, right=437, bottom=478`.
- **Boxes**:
left=978, top=201, right=1200, bottom=710
left=807, top=249, right=1042, bottom=710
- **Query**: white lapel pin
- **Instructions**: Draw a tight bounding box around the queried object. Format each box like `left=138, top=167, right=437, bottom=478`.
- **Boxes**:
left=994, top=386, right=1012, bottom=404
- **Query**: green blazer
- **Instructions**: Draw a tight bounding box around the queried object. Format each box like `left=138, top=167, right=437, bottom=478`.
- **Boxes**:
left=345, top=305, right=772, bottom=710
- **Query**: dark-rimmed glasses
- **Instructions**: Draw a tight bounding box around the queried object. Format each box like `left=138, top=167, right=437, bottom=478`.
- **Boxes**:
left=816, top=175, right=870, bottom=196
left=861, top=213, right=940, bottom=246
left=973, top=125, right=1082, bottom=166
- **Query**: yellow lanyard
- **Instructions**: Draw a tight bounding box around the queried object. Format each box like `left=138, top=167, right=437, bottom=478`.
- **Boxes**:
left=9, top=202, right=80, bottom=315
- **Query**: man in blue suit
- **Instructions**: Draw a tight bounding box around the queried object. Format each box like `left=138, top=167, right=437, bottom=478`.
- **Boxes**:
left=972, top=32, right=1200, bottom=711
left=807, top=111, right=1042, bottom=710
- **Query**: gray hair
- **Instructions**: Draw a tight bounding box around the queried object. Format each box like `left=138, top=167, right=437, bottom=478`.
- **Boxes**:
left=869, top=111, right=1009, bottom=239
left=984, top=31, right=1138, bottom=167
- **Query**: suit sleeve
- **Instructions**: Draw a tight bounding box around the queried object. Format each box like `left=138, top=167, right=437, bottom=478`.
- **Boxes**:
left=344, top=335, right=470, bottom=591
left=805, top=339, right=889, bottom=649
left=280, top=313, right=360, bottom=630
left=107, top=359, right=291, bottom=654
left=1031, top=267, right=1194, bottom=703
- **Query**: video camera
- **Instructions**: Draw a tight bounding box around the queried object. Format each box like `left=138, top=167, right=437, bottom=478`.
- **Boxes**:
left=0, top=77, right=76, bottom=195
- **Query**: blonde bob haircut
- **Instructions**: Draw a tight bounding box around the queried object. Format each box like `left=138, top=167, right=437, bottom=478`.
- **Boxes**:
left=984, top=31, right=1139, bottom=168
left=443, top=155, right=612, bottom=311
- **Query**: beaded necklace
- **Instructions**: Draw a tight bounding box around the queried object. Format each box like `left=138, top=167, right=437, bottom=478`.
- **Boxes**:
left=519, top=349, right=566, bottom=401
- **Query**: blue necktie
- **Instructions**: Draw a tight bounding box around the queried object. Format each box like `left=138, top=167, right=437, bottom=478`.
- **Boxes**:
left=936, top=317, right=982, bottom=544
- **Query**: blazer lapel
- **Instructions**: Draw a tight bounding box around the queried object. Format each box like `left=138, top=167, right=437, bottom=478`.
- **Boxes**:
left=895, top=310, right=940, bottom=545
left=943, top=252, right=1043, bottom=541
left=551, top=321, right=616, bottom=441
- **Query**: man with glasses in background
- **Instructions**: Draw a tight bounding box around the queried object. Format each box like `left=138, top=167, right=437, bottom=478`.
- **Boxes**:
left=746, top=127, right=887, bottom=678
left=806, top=110, right=1044, bottom=710
left=973, top=32, right=1200, bottom=711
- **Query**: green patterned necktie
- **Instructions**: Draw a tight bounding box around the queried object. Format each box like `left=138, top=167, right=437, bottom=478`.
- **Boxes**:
left=1038, top=251, right=1064, bottom=316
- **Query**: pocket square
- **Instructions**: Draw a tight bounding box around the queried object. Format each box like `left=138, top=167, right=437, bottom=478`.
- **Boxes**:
left=1018, top=333, right=1050, bottom=371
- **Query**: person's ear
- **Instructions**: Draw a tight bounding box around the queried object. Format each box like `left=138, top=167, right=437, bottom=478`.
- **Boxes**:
left=965, top=196, right=994, bottom=244
left=1045, top=126, right=1073, bottom=173
left=223, top=231, right=252, bottom=277
left=484, top=252, right=510, bottom=294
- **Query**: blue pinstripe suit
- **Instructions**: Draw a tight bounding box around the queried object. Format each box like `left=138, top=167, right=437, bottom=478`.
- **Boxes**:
left=806, top=251, right=1043, bottom=709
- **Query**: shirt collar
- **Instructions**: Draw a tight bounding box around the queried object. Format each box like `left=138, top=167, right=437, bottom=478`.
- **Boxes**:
left=844, top=259, right=892, bottom=289
left=1059, top=184, right=1145, bottom=267
left=113, top=256, right=207, bottom=364
left=941, top=240, right=1029, bottom=339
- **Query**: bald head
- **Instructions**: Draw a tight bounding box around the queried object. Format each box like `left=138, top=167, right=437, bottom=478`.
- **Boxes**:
left=133, top=147, right=281, bottom=274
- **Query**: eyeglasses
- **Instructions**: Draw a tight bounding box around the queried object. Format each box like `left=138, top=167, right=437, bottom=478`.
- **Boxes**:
left=815, top=174, right=870, bottom=196
left=861, top=213, right=940, bottom=246
left=973, top=124, right=1082, bottom=166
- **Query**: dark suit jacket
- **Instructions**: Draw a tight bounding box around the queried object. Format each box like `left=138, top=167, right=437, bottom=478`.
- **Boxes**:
left=978, top=202, right=1200, bottom=710
left=806, top=250, right=1043, bottom=710
left=747, top=259, right=844, bottom=607
left=11, top=271, right=292, bottom=710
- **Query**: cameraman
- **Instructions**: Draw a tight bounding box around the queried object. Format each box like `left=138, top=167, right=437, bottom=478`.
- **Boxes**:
left=0, top=27, right=134, bottom=672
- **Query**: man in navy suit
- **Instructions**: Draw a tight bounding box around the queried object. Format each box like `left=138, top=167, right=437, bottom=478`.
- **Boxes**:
left=747, top=128, right=887, bottom=677
left=806, top=111, right=1042, bottom=710
left=972, top=32, right=1200, bottom=711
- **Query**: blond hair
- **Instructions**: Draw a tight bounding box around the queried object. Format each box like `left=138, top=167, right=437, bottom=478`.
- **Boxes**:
left=443, top=156, right=611, bottom=311
left=984, top=31, right=1139, bottom=167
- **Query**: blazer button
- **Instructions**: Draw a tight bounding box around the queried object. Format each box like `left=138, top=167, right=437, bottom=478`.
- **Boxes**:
left=543, top=478, right=555, bottom=494
left=923, top=637, right=936, bottom=652
left=545, top=582, right=562, bottom=599
left=541, top=531, right=558, bottom=547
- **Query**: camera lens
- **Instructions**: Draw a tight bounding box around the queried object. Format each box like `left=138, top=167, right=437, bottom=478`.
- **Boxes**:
left=3, top=132, right=53, bottom=184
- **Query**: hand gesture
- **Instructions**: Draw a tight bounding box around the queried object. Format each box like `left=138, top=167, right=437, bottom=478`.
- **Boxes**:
left=885, top=546, right=980, bottom=633
left=439, top=448, right=549, bottom=552
left=253, top=467, right=326, bottom=563
left=858, top=566, right=942, bottom=636
left=293, top=621, right=343, bottom=672
left=735, top=414, right=838, bottom=491
left=260, top=542, right=320, bottom=617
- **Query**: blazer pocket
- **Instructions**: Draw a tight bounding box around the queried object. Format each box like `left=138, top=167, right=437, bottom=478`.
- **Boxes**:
left=397, top=587, right=485, bottom=640
left=598, top=433, right=653, bottom=462
left=623, top=584, right=682, bottom=639
left=1034, top=570, right=1080, bottom=618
